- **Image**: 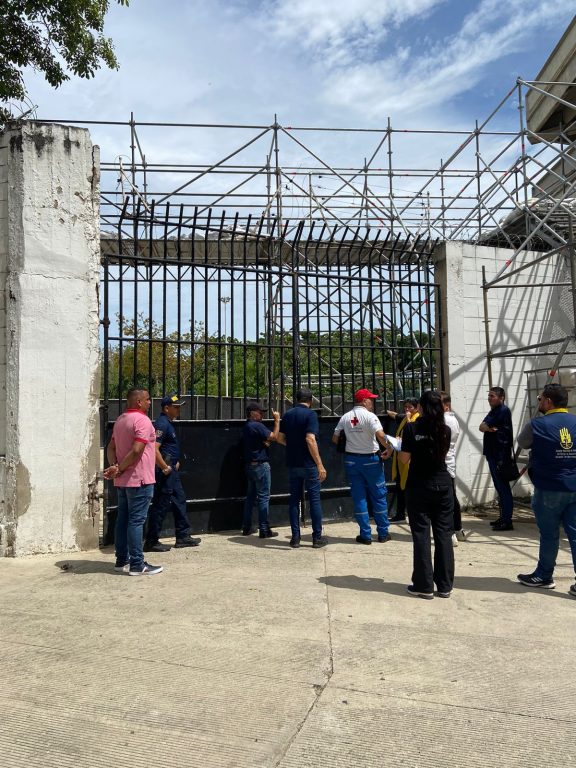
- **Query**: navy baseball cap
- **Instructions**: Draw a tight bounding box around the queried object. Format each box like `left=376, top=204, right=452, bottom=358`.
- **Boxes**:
left=246, top=401, right=266, bottom=415
left=161, top=394, right=185, bottom=407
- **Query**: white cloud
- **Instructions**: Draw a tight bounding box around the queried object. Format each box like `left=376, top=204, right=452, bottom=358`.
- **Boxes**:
left=266, top=0, right=446, bottom=65
left=320, top=0, right=574, bottom=119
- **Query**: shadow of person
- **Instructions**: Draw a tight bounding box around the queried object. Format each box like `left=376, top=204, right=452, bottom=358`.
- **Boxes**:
left=226, top=534, right=291, bottom=549
left=319, top=574, right=404, bottom=595
left=54, top=560, right=120, bottom=575
left=454, top=574, right=575, bottom=600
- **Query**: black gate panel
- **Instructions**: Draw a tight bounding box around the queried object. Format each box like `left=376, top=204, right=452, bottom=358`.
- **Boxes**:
left=101, top=203, right=443, bottom=529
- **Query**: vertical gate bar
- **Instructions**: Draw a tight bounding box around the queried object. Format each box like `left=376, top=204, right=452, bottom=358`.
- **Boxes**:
left=277, top=221, right=287, bottom=407
left=203, top=209, right=212, bottom=420
left=303, top=227, right=313, bottom=397
left=230, top=212, right=239, bottom=418
left=216, top=211, right=225, bottom=419
left=255, top=223, right=262, bottom=403
left=264, top=216, right=275, bottom=410
left=132, top=199, right=140, bottom=389
left=388, top=236, right=400, bottom=406
left=117, top=199, right=126, bottom=407
left=291, top=220, right=302, bottom=397
left=176, top=204, right=184, bottom=396
left=190, top=206, right=198, bottom=419
left=161, top=202, right=170, bottom=397
left=147, top=201, right=156, bottom=398
left=243, top=215, right=252, bottom=407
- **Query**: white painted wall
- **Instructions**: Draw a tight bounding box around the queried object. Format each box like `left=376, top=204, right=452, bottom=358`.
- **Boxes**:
left=436, top=241, right=573, bottom=508
left=0, top=123, right=101, bottom=555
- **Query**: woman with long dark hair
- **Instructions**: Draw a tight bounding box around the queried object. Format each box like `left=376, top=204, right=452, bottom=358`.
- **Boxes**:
left=399, top=390, right=454, bottom=599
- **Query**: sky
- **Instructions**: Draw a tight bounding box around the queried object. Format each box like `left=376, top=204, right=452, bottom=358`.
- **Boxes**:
left=19, top=2, right=576, bottom=232
left=22, top=1, right=574, bottom=129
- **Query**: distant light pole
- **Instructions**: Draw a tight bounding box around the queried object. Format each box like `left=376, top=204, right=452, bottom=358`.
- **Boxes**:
left=221, top=296, right=231, bottom=397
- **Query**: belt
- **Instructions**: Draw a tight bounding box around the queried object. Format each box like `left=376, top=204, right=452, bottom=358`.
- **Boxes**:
left=249, top=460, right=269, bottom=465
left=345, top=451, right=380, bottom=457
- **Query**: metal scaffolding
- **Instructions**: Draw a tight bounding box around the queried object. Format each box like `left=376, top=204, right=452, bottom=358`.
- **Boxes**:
left=33, top=77, right=576, bottom=410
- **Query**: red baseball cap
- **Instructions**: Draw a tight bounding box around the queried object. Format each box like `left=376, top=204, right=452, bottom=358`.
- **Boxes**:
left=354, top=388, right=379, bottom=402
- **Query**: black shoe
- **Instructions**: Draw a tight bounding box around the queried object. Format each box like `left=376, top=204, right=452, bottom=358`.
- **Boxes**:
left=406, top=585, right=434, bottom=600
left=312, top=537, right=328, bottom=548
left=259, top=529, right=279, bottom=538
left=492, top=520, right=514, bottom=531
left=242, top=527, right=255, bottom=536
left=356, top=535, right=372, bottom=545
left=289, top=537, right=301, bottom=548
left=378, top=533, right=392, bottom=543
left=390, top=514, right=406, bottom=523
left=490, top=518, right=503, bottom=527
left=174, top=536, right=201, bottom=548
left=517, top=573, right=555, bottom=588
left=143, top=541, right=172, bottom=553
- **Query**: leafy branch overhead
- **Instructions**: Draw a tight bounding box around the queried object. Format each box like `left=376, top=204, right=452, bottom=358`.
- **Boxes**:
left=0, top=0, right=129, bottom=121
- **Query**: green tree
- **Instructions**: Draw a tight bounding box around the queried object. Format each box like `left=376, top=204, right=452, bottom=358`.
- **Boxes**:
left=0, top=0, right=129, bottom=121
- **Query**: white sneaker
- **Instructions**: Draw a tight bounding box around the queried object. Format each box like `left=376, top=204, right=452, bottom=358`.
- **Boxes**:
left=455, top=529, right=469, bottom=542
left=452, top=534, right=458, bottom=547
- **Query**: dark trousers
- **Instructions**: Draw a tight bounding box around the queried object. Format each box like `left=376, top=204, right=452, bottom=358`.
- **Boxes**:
left=406, top=483, right=454, bottom=593
left=394, top=485, right=406, bottom=518
left=452, top=478, right=462, bottom=531
left=146, top=467, right=191, bottom=544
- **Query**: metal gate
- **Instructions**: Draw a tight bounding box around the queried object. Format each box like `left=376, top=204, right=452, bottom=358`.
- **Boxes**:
left=100, top=201, right=444, bottom=528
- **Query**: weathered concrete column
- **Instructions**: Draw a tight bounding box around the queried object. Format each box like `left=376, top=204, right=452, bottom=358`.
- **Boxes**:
left=0, top=122, right=101, bottom=556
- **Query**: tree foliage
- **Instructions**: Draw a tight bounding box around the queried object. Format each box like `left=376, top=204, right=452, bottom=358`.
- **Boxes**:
left=104, top=315, right=436, bottom=404
left=0, top=0, right=129, bottom=121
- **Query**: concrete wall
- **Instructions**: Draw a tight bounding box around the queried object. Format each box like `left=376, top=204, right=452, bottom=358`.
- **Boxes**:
left=0, top=123, right=101, bottom=556
left=436, top=241, right=572, bottom=508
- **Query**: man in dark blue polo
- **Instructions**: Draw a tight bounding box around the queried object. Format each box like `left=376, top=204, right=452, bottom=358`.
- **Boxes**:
left=516, top=383, right=576, bottom=594
left=241, top=401, right=280, bottom=538
left=479, top=386, right=515, bottom=531
left=144, top=394, right=201, bottom=552
left=278, top=388, right=327, bottom=549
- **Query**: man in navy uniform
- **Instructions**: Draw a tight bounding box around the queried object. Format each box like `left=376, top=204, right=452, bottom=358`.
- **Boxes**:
left=517, top=383, right=576, bottom=594
left=144, top=394, right=201, bottom=552
left=241, top=401, right=280, bottom=538
left=479, top=386, right=515, bottom=530
left=278, top=388, right=327, bottom=549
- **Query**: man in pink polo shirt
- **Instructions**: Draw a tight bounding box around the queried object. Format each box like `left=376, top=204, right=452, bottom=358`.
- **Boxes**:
left=104, top=388, right=163, bottom=575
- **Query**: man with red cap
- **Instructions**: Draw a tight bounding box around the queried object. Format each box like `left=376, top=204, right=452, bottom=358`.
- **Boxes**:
left=333, top=388, right=392, bottom=544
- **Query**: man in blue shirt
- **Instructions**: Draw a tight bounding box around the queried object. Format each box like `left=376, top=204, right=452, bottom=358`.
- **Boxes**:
left=516, top=383, right=576, bottom=593
left=479, top=386, right=515, bottom=531
left=278, top=388, right=327, bottom=548
left=242, top=402, right=280, bottom=538
left=144, top=394, right=201, bottom=552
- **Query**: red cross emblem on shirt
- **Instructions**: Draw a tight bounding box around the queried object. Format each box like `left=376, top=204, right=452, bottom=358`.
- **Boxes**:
left=351, top=415, right=359, bottom=426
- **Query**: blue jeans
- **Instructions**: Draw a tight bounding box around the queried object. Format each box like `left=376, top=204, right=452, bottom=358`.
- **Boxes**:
left=288, top=466, right=323, bottom=540
left=487, top=457, right=514, bottom=521
left=115, top=484, right=154, bottom=569
left=344, top=453, right=389, bottom=538
left=532, top=488, right=576, bottom=580
left=146, top=467, right=190, bottom=543
left=242, top=462, right=272, bottom=531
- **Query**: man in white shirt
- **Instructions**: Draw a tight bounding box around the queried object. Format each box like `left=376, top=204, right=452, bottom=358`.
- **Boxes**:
left=333, top=388, right=391, bottom=544
left=441, top=392, right=468, bottom=544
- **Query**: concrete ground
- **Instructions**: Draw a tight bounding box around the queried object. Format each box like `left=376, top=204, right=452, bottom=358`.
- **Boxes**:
left=1, top=511, right=575, bottom=768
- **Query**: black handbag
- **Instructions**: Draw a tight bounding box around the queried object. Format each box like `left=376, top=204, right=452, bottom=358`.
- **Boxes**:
left=496, top=454, right=520, bottom=482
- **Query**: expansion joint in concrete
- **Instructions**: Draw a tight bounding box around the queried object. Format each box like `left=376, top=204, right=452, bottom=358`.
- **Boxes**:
left=273, top=550, right=335, bottom=767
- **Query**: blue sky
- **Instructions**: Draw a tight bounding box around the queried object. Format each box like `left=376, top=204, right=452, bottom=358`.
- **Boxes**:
left=24, top=1, right=574, bottom=131
left=22, top=2, right=576, bottom=339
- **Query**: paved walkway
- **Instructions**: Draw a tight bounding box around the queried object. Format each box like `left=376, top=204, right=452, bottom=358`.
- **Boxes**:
left=1, top=513, right=575, bottom=767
